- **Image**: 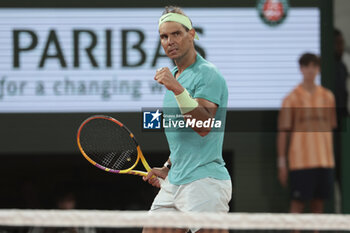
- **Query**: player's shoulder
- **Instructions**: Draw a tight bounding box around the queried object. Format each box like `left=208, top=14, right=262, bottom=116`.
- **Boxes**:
left=196, top=56, right=218, bottom=73
left=195, top=55, right=224, bottom=81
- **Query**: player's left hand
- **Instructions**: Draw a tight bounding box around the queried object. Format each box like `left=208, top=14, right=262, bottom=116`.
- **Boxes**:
left=154, top=67, right=184, bottom=95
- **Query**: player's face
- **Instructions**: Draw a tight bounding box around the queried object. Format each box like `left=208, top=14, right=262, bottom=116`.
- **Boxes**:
left=159, top=21, right=194, bottom=60
left=300, top=62, right=319, bottom=83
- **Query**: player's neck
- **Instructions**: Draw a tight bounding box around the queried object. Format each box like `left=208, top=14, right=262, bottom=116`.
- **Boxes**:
left=174, top=50, right=197, bottom=75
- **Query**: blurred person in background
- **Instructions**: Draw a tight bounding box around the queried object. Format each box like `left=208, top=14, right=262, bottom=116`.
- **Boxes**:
left=334, top=28, right=349, bottom=119
left=277, top=53, right=337, bottom=232
left=56, top=192, right=77, bottom=210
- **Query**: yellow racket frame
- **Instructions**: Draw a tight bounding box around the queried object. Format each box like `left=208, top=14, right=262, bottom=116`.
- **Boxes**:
left=77, top=115, right=152, bottom=177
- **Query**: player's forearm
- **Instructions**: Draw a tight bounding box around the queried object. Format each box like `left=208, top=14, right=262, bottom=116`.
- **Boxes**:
left=184, top=105, right=216, bottom=136
left=174, top=88, right=218, bottom=136
left=171, top=83, right=185, bottom=96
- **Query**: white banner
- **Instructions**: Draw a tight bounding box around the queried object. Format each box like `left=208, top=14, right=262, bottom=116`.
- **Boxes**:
left=0, top=8, right=320, bottom=112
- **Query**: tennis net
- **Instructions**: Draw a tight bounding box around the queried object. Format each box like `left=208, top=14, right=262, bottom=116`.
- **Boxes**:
left=0, top=210, right=350, bottom=233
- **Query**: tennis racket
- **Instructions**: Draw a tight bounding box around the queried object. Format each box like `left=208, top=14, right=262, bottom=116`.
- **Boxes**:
left=77, top=115, right=152, bottom=177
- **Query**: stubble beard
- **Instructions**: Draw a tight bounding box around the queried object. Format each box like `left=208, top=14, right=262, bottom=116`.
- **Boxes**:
left=173, top=46, right=191, bottom=64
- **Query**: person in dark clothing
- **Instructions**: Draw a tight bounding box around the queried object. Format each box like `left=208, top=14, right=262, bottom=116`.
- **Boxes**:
left=334, top=28, right=349, bottom=118
left=334, top=28, right=349, bottom=192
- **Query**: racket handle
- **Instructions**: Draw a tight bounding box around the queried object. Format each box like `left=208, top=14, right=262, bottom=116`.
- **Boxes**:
left=126, top=170, right=158, bottom=180
left=127, top=170, right=164, bottom=187
left=127, top=170, right=148, bottom=176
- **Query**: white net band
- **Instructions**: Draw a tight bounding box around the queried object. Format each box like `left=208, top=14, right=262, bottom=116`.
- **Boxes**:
left=0, top=210, right=350, bottom=231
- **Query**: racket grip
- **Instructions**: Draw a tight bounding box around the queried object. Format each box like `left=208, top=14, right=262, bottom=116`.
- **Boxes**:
left=127, top=170, right=158, bottom=179
left=128, top=170, right=163, bottom=187
left=127, top=170, right=148, bottom=176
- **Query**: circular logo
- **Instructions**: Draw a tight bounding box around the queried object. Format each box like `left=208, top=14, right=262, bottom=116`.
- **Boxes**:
left=257, top=0, right=289, bottom=26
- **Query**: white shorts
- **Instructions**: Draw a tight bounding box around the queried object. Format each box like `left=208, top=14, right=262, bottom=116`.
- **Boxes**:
left=150, top=177, right=232, bottom=232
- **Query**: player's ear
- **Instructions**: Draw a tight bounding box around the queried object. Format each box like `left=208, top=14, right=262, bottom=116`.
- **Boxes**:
left=189, top=28, right=195, bottom=40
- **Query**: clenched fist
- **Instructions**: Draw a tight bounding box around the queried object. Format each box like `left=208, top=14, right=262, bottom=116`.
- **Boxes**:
left=155, top=67, right=184, bottom=95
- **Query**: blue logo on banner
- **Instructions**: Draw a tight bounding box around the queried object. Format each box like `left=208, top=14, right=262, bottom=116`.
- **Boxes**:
left=143, top=109, right=162, bottom=129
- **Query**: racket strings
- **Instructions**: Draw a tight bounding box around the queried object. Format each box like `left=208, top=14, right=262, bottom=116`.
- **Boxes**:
left=79, top=117, right=138, bottom=171
left=101, top=151, right=117, bottom=166
left=111, top=149, right=135, bottom=170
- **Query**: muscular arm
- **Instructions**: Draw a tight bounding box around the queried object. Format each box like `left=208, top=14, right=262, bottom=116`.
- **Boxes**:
left=185, top=98, right=218, bottom=136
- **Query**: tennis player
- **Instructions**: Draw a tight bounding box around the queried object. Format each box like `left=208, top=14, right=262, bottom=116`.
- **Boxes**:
left=143, top=6, right=232, bottom=233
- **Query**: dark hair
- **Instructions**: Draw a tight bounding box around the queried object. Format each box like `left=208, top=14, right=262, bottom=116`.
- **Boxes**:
left=162, top=6, right=186, bottom=16
left=298, top=53, right=320, bottom=67
left=162, top=6, right=191, bottom=31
